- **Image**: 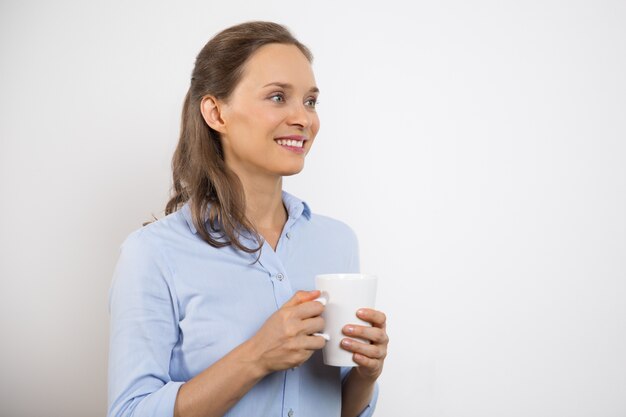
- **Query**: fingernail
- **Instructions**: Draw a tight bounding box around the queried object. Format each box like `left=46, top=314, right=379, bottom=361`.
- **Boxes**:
left=341, top=339, right=352, bottom=347
left=357, top=309, right=365, bottom=317
left=345, top=326, right=354, bottom=334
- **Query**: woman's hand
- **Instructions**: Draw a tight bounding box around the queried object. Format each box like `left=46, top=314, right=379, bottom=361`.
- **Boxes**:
left=248, top=290, right=326, bottom=375
left=340, top=308, right=388, bottom=381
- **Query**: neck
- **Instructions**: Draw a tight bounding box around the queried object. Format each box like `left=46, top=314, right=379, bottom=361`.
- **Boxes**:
left=237, top=172, right=287, bottom=231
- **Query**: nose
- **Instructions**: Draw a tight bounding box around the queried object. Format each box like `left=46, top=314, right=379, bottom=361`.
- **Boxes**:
left=287, top=102, right=313, bottom=129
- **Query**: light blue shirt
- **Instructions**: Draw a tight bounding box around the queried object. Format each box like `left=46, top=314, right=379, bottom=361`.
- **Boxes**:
left=108, top=191, right=379, bottom=417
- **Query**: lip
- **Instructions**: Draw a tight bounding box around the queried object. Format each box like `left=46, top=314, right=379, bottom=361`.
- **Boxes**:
left=277, top=144, right=305, bottom=154
left=275, top=135, right=308, bottom=141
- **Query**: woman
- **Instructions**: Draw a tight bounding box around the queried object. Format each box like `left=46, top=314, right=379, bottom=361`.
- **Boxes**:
left=108, top=21, right=389, bottom=417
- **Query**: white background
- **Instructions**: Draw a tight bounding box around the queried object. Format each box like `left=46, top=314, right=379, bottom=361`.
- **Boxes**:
left=1, top=1, right=625, bottom=416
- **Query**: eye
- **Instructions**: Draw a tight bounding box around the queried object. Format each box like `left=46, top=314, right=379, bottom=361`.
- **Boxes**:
left=269, top=92, right=285, bottom=103
left=305, top=97, right=319, bottom=108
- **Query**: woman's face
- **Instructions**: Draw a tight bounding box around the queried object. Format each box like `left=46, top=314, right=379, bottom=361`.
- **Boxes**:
left=214, top=43, right=320, bottom=179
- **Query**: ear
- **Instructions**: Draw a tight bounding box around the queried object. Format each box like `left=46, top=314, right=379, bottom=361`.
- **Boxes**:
left=200, top=95, right=227, bottom=134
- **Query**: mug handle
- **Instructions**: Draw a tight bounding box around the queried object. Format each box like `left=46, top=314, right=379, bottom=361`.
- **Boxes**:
left=313, top=332, right=330, bottom=341
left=314, top=293, right=328, bottom=306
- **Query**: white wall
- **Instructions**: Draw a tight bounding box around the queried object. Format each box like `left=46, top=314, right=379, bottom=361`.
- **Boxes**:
left=1, top=1, right=625, bottom=416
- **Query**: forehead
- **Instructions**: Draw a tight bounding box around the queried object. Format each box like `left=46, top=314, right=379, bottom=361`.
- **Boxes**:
left=236, top=43, right=316, bottom=90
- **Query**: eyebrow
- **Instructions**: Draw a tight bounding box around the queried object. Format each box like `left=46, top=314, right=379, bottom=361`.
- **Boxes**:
left=262, top=82, right=320, bottom=94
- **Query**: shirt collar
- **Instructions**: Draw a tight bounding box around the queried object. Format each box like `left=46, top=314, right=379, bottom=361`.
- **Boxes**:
left=181, top=190, right=311, bottom=235
left=282, top=190, right=312, bottom=222
left=181, top=202, right=199, bottom=235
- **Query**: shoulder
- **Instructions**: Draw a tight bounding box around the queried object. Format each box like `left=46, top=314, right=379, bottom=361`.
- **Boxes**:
left=109, top=214, right=189, bottom=313
left=302, top=212, right=360, bottom=272
left=119, top=208, right=192, bottom=253
left=284, top=190, right=358, bottom=247
left=309, top=213, right=357, bottom=241
left=113, top=209, right=193, bottom=281
left=304, top=212, right=359, bottom=255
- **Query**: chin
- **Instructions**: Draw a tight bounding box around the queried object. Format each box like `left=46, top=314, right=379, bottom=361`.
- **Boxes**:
left=277, top=163, right=305, bottom=177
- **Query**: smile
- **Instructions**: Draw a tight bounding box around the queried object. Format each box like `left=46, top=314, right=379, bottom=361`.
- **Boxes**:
left=275, top=139, right=304, bottom=148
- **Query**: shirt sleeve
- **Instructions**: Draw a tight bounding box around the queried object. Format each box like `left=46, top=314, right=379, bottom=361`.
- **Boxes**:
left=340, top=226, right=380, bottom=417
left=107, top=230, right=183, bottom=417
left=340, top=367, right=379, bottom=417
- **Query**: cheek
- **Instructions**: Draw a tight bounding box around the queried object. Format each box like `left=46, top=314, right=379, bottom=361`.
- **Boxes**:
left=228, top=110, right=269, bottom=146
left=311, top=115, right=321, bottom=137
left=246, top=106, right=284, bottom=135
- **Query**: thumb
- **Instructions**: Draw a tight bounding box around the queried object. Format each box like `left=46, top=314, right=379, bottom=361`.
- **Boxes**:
left=282, top=290, right=321, bottom=308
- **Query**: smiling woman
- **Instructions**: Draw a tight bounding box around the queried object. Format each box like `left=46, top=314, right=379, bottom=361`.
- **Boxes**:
left=163, top=24, right=319, bottom=257
left=107, top=21, right=388, bottom=417
left=200, top=43, right=320, bottom=188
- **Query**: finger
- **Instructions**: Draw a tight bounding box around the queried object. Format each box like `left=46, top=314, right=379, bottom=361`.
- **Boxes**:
left=340, top=338, right=386, bottom=360
left=353, top=352, right=379, bottom=369
left=303, top=334, right=327, bottom=350
left=356, top=308, right=387, bottom=328
left=293, top=299, right=325, bottom=319
left=282, top=290, right=321, bottom=308
left=300, top=316, right=324, bottom=335
left=343, top=324, right=389, bottom=345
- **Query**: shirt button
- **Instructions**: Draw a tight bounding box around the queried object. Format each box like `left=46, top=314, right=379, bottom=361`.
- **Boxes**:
left=288, top=409, right=294, bottom=417
left=276, top=273, right=284, bottom=281
left=286, top=232, right=292, bottom=239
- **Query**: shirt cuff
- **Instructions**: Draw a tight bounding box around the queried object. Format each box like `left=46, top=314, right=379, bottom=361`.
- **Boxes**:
left=118, top=381, right=184, bottom=417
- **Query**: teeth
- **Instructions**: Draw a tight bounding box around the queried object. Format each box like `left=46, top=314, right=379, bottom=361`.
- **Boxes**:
left=276, top=139, right=303, bottom=148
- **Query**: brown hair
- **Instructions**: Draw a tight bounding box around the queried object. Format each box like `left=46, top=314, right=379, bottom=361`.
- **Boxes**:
left=164, top=21, right=313, bottom=255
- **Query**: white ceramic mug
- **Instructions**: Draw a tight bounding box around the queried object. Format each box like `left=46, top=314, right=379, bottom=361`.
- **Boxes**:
left=313, top=273, right=378, bottom=367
